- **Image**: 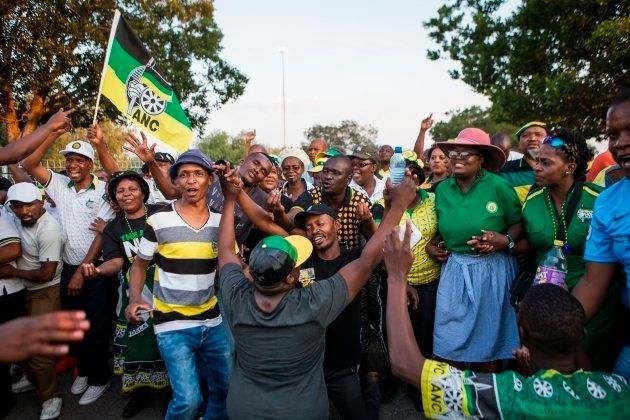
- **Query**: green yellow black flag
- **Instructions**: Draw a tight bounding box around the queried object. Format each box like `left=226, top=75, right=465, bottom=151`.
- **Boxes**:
left=96, top=10, right=193, bottom=152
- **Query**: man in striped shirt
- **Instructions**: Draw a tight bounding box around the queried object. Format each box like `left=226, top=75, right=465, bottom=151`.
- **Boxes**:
left=126, top=150, right=230, bottom=420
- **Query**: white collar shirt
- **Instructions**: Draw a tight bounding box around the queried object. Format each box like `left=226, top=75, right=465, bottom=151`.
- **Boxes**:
left=0, top=208, right=25, bottom=295
left=44, top=170, right=114, bottom=265
left=350, top=176, right=387, bottom=205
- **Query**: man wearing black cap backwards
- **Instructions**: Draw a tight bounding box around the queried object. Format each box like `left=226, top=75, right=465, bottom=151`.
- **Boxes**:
left=216, top=166, right=417, bottom=420
left=294, top=204, right=380, bottom=420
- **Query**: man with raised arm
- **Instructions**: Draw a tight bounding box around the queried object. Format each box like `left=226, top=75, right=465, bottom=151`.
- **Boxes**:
left=20, top=122, right=117, bottom=405
left=216, top=164, right=416, bottom=419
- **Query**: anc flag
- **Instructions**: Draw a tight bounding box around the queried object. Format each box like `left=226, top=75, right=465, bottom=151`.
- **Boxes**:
left=99, top=10, right=192, bottom=152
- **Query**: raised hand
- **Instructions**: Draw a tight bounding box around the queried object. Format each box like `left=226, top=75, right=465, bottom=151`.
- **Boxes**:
left=390, top=176, right=417, bottom=209
left=265, top=189, right=285, bottom=214
left=244, top=129, right=256, bottom=145
left=384, top=220, right=415, bottom=281
left=87, top=123, right=104, bottom=145
left=215, top=162, right=243, bottom=200
left=44, top=108, right=75, bottom=135
left=420, top=113, right=433, bottom=131
left=356, top=200, right=373, bottom=222
left=123, top=132, right=156, bottom=163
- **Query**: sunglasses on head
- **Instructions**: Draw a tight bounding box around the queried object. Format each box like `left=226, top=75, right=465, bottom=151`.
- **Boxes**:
left=543, top=136, right=576, bottom=159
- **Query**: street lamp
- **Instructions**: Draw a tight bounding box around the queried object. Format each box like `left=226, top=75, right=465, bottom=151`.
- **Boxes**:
left=278, top=47, right=287, bottom=148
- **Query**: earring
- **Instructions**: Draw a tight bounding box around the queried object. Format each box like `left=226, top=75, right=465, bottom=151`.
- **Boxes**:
left=564, top=171, right=569, bottom=176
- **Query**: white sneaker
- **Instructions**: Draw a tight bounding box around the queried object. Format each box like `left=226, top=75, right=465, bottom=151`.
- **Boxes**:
left=70, top=376, right=88, bottom=395
left=40, top=397, right=62, bottom=420
left=12, top=374, right=35, bottom=393
left=78, top=381, right=110, bottom=405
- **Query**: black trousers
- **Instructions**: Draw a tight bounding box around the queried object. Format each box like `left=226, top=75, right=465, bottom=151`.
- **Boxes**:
left=60, top=264, right=113, bottom=386
left=325, top=366, right=380, bottom=420
left=0, top=289, right=26, bottom=413
left=408, top=278, right=440, bottom=359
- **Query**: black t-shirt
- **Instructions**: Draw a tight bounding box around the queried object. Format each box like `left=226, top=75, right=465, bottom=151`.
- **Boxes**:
left=300, top=247, right=363, bottom=368
left=242, top=193, right=294, bottom=262
left=102, top=205, right=161, bottom=270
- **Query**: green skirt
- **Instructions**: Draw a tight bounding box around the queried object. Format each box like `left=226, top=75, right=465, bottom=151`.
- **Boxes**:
left=114, top=266, right=169, bottom=393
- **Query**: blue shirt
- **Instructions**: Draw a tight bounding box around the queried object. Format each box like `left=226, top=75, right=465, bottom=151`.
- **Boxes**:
left=584, top=177, right=630, bottom=306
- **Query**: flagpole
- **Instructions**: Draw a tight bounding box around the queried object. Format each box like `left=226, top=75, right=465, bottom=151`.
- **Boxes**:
left=92, top=9, right=121, bottom=125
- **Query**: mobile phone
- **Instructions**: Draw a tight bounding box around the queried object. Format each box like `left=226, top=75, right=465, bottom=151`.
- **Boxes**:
left=135, top=308, right=154, bottom=316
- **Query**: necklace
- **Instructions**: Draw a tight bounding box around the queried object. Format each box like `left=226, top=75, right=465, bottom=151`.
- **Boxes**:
left=543, top=188, right=571, bottom=255
left=124, top=206, right=148, bottom=236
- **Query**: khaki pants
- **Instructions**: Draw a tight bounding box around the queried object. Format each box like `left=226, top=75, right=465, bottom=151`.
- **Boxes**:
left=25, top=285, right=61, bottom=401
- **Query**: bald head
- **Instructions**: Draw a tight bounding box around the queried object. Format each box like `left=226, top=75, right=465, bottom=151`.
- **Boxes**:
left=308, top=139, right=328, bottom=162
left=491, top=133, right=513, bottom=158
left=249, top=144, right=268, bottom=155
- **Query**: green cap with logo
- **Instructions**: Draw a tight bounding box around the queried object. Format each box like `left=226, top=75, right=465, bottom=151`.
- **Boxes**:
left=249, top=235, right=313, bottom=285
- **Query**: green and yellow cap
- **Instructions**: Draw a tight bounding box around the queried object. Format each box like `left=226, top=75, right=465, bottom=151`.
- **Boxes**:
left=515, top=121, right=547, bottom=139
left=249, top=235, right=313, bottom=285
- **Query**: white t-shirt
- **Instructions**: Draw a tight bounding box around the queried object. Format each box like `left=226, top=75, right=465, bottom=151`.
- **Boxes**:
left=508, top=150, right=524, bottom=161
left=44, top=170, right=114, bottom=265
left=13, top=211, right=65, bottom=290
left=145, top=178, right=174, bottom=205
left=0, top=208, right=24, bottom=295
left=350, top=176, right=387, bottom=205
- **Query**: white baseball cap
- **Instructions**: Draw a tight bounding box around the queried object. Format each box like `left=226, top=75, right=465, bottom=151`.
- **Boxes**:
left=59, top=140, right=95, bottom=161
left=7, top=182, right=42, bottom=204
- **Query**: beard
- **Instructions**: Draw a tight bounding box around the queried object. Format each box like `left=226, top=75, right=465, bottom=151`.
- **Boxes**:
left=20, top=219, right=36, bottom=227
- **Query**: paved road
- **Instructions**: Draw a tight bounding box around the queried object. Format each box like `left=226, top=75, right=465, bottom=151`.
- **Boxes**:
left=8, top=367, right=419, bottom=419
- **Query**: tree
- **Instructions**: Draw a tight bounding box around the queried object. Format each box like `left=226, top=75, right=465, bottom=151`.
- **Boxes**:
left=303, top=120, right=380, bottom=155
left=197, top=130, right=246, bottom=163
left=424, top=0, right=629, bottom=139
left=431, top=106, right=519, bottom=142
left=1, top=1, right=247, bottom=142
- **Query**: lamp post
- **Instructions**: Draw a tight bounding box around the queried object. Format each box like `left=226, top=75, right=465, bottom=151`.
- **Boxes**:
left=278, top=47, right=287, bottom=148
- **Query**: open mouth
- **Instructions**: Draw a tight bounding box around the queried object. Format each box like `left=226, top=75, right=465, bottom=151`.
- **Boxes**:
left=618, top=154, right=630, bottom=169
left=67, top=169, right=81, bottom=177
left=312, top=234, right=325, bottom=245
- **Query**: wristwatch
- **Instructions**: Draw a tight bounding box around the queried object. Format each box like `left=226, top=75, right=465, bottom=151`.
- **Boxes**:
left=506, top=234, right=515, bottom=253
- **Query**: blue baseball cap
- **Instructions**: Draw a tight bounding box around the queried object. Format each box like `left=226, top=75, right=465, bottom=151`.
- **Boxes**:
left=169, top=149, right=215, bottom=179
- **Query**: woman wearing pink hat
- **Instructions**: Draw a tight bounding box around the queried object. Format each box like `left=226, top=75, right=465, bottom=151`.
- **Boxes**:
left=426, top=128, right=523, bottom=372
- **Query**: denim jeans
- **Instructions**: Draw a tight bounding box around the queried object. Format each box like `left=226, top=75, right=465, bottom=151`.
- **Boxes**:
left=156, top=323, right=231, bottom=420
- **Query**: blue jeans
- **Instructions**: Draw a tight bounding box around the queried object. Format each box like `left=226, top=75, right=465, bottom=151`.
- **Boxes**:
left=156, top=323, right=231, bottom=420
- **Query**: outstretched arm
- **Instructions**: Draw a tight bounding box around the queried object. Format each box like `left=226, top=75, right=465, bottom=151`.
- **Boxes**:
left=572, top=262, right=618, bottom=322
left=217, top=164, right=242, bottom=270
left=236, top=189, right=288, bottom=237
left=339, top=177, right=416, bottom=301
left=124, top=132, right=180, bottom=199
left=384, top=223, right=425, bottom=387
left=20, top=109, right=76, bottom=185
left=88, top=123, right=120, bottom=175
left=413, top=114, right=433, bottom=157
left=0, top=108, right=74, bottom=166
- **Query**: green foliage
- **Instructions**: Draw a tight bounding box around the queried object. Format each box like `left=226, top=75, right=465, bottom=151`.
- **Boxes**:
left=431, top=106, right=519, bottom=142
left=424, top=0, right=630, bottom=139
left=1, top=1, right=247, bottom=131
left=303, top=120, right=380, bottom=155
left=197, top=130, right=246, bottom=163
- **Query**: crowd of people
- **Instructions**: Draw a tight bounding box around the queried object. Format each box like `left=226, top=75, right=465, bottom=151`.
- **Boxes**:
left=0, top=90, right=629, bottom=420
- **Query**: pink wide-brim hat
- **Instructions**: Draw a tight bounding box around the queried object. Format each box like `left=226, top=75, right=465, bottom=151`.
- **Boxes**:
left=437, top=127, right=507, bottom=172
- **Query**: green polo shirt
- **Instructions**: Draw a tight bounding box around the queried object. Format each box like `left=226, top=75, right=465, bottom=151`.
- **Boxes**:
left=500, top=157, right=535, bottom=203
left=435, top=170, right=522, bottom=254
left=522, top=182, right=623, bottom=369
left=522, top=183, right=603, bottom=288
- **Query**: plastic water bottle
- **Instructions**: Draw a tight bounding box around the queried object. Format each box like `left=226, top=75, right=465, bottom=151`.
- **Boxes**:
left=533, top=240, right=568, bottom=290
left=389, top=146, right=406, bottom=185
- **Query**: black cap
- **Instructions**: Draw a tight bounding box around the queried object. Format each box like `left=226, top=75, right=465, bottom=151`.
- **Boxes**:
left=294, top=204, right=339, bottom=230
left=107, top=171, right=150, bottom=206
left=141, top=152, right=175, bottom=173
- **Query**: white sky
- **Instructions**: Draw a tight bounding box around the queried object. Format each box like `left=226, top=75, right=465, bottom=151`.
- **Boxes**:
left=202, top=0, right=491, bottom=151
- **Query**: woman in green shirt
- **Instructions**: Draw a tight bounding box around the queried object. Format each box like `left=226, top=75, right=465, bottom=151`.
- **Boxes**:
left=518, top=128, right=622, bottom=369
left=427, top=128, right=523, bottom=372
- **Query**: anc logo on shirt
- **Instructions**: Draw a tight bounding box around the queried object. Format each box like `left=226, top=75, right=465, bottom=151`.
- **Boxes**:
left=486, top=201, right=498, bottom=213
left=577, top=208, right=593, bottom=223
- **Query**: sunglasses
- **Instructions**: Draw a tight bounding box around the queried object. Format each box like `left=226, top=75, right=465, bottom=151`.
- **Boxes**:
left=351, top=162, right=373, bottom=168
left=543, top=136, right=576, bottom=159
left=447, top=151, right=482, bottom=160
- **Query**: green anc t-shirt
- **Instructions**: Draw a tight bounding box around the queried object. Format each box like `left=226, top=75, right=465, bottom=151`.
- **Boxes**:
left=420, top=360, right=630, bottom=419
